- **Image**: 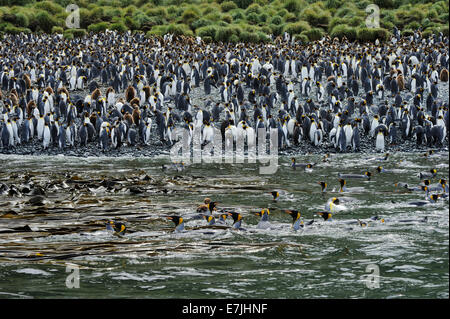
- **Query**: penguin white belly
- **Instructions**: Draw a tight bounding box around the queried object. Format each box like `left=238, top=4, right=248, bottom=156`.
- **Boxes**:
left=376, top=132, right=385, bottom=152
left=43, top=126, right=51, bottom=149
left=246, top=127, right=255, bottom=147
left=69, top=76, right=76, bottom=90
left=370, top=119, right=379, bottom=137
left=329, top=127, right=337, bottom=145
left=76, top=76, right=84, bottom=89
left=202, top=126, right=213, bottom=144
left=37, top=119, right=44, bottom=139
left=287, top=119, right=296, bottom=136
left=344, top=125, right=353, bottom=145
left=6, top=124, right=14, bottom=146
left=314, top=129, right=323, bottom=146
left=309, top=123, right=317, bottom=142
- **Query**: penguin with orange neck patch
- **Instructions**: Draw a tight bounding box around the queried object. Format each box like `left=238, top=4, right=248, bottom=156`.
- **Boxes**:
left=255, top=209, right=271, bottom=229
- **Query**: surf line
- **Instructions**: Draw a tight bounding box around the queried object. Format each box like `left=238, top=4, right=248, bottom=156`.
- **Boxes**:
left=170, top=127, right=279, bottom=174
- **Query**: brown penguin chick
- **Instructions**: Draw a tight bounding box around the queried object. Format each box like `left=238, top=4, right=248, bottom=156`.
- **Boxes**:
left=396, top=74, right=405, bottom=91
left=44, top=86, right=54, bottom=95
left=9, top=88, right=18, bottom=100
left=125, top=85, right=136, bottom=102
left=57, top=87, right=70, bottom=98
left=327, top=75, right=335, bottom=82
left=27, top=100, right=36, bottom=116
left=23, top=74, right=31, bottom=89
left=89, top=112, right=98, bottom=127
left=142, top=85, right=151, bottom=101
left=132, top=107, right=141, bottom=127
left=9, top=93, right=19, bottom=106
left=440, top=68, right=449, bottom=82
left=129, top=97, right=140, bottom=107
left=123, top=112, right=134, bottom=126
left=91, top=87, right=101, bottom=101
left=106, top=86, right=115, bottom=95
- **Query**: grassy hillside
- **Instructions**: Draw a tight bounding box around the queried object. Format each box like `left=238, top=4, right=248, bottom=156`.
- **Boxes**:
left=0, top=0, right=448, bottom=42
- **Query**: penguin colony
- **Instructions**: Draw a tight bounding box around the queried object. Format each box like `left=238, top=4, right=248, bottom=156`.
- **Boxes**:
left=0, top=30, right=449, bottom=154
left=106, top=156, right=447, bottom=235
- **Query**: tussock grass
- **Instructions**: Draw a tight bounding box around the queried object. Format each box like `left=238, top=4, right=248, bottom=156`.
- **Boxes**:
left=0, top=0, right=447, bottom=43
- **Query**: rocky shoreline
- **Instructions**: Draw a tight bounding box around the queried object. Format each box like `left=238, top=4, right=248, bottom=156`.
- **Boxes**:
left=1, top=81, right=448, bottom=158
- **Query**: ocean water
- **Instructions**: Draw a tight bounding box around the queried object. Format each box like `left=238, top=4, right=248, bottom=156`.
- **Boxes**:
left=0, top=152, right=448, bottom=298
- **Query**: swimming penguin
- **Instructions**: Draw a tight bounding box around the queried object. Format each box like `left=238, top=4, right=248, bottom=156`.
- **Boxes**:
left=270, top=191, right=279, bottom=202
left=338, top=171, right=371, bottom=180
left=438, top=179, right=449, bottom=193
left=318, top=181, right=327, bottom=193
left=376, top=166, right=394, bottom=174
left=203, top=215, right=216, bottom=226
left=338, top=179, right=348, bottom=193
left=227, top=212, right=244, bottom=230
left=408, top=194, right=442, bottom=206
left=291, top=158, right=315, bottom=170
left=316, top=212, right=333, bottom=221
left=285, top=210, right=303, bottom=231
left=214, top=213, right=229, bottom=225
left=255, top=209, right=271, bottom=229
left=419, top=169, right=437, bottom=179
left=167, top=216, right=185, bottom=233
left=423, top=179, right=448, bottom=193
left=106, top=220, right=127, bottom=237
left=325, top=197, right=346, bottom=213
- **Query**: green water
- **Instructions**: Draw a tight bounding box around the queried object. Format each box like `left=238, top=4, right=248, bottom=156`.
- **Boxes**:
left=0, top=152, right=448, bottom=298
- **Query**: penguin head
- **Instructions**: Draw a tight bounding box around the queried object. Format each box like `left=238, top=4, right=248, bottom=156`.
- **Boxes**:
left=106, top=220, right=126, bottom=235
left=167, top=216, right=183, bottom=227
left=227, top=212, right=242, bottom=223
left=208, top=201, right=218, bottom=212
left=358, top=220, right=368, bottom=227
left=271, top=191, right=279, bottom=200
left=365, top=171, right=372, bottom=179
left=430, top=194, right=440, bottom=202
left=331, top=197, right=340, bottom=205
left=318, top=181, right=327, bottom=192
left=285, top=210, right=301, bottom=223
left=317, top=212, right=332, bottom=221
left=423, top=179, right=431, bottom=186
left=256, top=208, right=270, bottom=218
left=203, top=215, right=215, bottom=224
left=113, top=222, right=127, bottom=235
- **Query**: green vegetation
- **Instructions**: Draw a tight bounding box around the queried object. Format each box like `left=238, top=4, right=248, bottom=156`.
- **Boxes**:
left=0, top=0, right=448, bottom=42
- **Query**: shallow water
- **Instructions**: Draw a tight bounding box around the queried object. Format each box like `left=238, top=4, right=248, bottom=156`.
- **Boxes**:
left=0, top=152, right=448, bottom=298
